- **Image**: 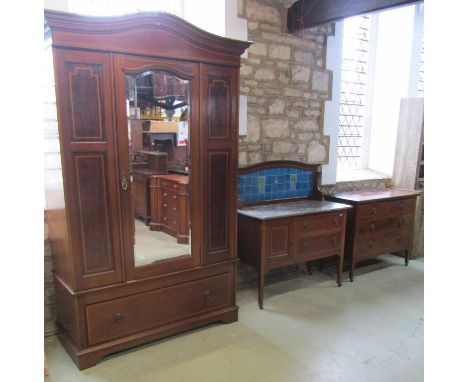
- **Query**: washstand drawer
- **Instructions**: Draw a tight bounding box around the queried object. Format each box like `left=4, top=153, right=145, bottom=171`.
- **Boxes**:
left=356, top=232, right=412, bottom=258
left=295, top=233, right=341, bottom=258
left=357, top=213, right=414, bottom=235
left=294, top=212, right=344, bottom=236
left=86, top=273, right=231, bottom=346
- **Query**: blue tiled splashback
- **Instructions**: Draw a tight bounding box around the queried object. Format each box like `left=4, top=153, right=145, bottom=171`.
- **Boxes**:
left=238, top=166, right=314, bottom=203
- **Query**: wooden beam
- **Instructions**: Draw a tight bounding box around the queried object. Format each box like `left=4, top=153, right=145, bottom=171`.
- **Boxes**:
left=287, top=0, right=423, bottom=32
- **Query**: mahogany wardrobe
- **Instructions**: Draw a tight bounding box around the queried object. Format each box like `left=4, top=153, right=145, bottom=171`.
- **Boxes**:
left=44, top=10, right=251, bottom=369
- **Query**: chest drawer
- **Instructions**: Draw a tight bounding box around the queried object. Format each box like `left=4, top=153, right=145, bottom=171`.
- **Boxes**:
left=295, top=232, right=342, bottom=258
left=161, top=179, right=180, bottom=191
left=357, top=213, right=414, bottom=235
left=86, top=272, right=231, bottom=346
left=356, top=202, right=389, bottom=220
left=356, top=231, right=412, bottom=258
left=294, top=212, right=345, bottom=237
left=388, top=198, right=415, bottom=214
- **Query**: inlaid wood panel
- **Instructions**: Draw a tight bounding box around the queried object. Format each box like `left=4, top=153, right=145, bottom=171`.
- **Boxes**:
left=208, top=78, right=230, bottom=139
left=74, top=154, right=114, bottom=274
left=207, top=151, right=229, bottom=252
left=67, top=64, right=104, bottom=140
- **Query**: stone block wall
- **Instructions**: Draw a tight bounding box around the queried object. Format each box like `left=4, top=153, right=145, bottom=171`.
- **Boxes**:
left=238, top=0, right=334, bottom=167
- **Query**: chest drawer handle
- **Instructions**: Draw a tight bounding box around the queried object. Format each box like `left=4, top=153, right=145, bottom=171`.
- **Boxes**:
left=173, top=195, right=178, bottom=199
left=397, top=235, right=402, bottom=242
left=163, top=192, right=167, bottom=197
left=399, top=203, right=405, bottom=210
left=398, top=217, right=404, bottom=226
left=303, top=221, right=310, bottom=229
left=331, top=236, right=338, bottom=245
left=163, top=203, right=167, bottom=207
left=164, top=217, right=167, bottom=221
left=114, top=313, right=124, bottom=323
left=302, top=242, right=309, bottom=251
left=372, top=207, right=377, bottom=214
left=368, top=241, right=374, bottom=248
left=369, top=223, right=376, bottom=231
left=332, top=218, right=339, bottom=225
left=173, top=207, right=177, bottom=212
left=203, top=289, right=212, bottom=300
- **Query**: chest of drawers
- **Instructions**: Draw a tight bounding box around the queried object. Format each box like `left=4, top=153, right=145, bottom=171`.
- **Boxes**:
left=238, top=200, right=351, bottom=309
left=325, top=188, right=420, bottom=281
left=148, top=174, right=190, bottom=244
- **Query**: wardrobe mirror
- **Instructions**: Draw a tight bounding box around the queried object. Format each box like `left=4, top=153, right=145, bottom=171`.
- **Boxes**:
left=126, top=70, right=191, bottom=267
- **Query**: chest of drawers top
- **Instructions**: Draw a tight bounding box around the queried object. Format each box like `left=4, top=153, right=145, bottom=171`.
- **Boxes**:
left=327, top=188, right=420, bottom=205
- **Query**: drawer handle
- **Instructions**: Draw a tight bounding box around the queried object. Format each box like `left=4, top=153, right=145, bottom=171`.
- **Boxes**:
left=372, top=207, right=377, bottom=214
left=173, top=195, right=177, bottom=199
left=332, top=217, right=339, bottom=225
left=203, top=289, right=212, bottom=300
left=303, top=221, right=310, bottom=229
left=164, top=217, right=167, bottom=221
left=163, top=203, right=167, bottom=207
left=398, top=217, right=404, bottom=226
left=331, top=236, right=338, bottom=245
left=288, top=239, right=294, bottom=246
left=163, top=192, right=167, bottom=197
left=303, top=242, right=309, bottom=251
left=397, top=235, right=402, bottom=242
left=114, top=313, right=124, bottom=323
left=368, top=241, right=374, bottom=248
left=399, top=203, right=405, bottom=210
left=369, top=223, right=376, bottom=231
left=173, top=207, right=177, bottom=212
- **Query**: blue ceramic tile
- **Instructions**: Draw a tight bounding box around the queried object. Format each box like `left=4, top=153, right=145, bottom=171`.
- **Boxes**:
left=265, top=185, right=272, bottom=193
left=245, top=185, right=252, bottom=194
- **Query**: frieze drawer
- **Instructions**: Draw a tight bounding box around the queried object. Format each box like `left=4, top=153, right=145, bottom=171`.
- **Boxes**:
left=86, top=273, right=231, bottom=346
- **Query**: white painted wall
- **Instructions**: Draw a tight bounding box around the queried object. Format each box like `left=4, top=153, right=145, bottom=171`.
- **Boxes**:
left=321, top=21, right=344, bottom=185
left=367, top=5, right=417, bottom=175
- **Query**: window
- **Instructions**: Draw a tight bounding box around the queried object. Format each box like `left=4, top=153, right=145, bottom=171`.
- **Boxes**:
left=337, top=15, right=371, bottom=170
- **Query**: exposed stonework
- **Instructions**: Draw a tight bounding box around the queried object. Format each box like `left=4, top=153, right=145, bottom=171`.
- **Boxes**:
left=239, top=0, right=333, bottom=166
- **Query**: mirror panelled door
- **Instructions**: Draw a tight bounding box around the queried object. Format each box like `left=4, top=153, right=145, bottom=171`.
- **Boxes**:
left=113, top=54, right=201, bottom=280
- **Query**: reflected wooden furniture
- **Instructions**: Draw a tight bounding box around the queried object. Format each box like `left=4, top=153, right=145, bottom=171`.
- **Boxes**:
left=149, top=174, right=190, bottom=244
left=44, top=10, right=250, bottom=370
left=238, top=200, right=351, bottom=309
left=132, top=151, right=168, bottom=224
left=325, top=188, right=421, bottom=281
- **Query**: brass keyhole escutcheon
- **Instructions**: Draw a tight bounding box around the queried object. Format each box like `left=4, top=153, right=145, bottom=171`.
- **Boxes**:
left=114, top=313, right=124, bottom=323
left=121, top=175, right=128, bottom=191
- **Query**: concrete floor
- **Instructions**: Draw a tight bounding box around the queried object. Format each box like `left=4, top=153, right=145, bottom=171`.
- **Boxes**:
left=45, top=255, right=423, bottom=382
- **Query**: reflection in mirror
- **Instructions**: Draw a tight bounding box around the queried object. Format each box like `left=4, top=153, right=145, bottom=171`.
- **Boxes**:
left=126, top=70, right=191, bottom=267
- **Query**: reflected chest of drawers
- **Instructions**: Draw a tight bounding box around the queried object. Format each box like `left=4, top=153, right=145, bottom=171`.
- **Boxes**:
left=238, top=200, right=351, bottom=309
left=149, top=174, right=190, bottom=244
left=325, top=188, right=421, bottom=281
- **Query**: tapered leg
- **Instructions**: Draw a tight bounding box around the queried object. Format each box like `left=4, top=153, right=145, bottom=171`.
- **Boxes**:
left=337, top=255, right=344, bottom=287
left=405, top=249, right=409, bottom=266
left=349, top=260, right=354, bottom=282
left=258, top=268, right=264, bottom=309
left=306, top=261, right=313, bottom=275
